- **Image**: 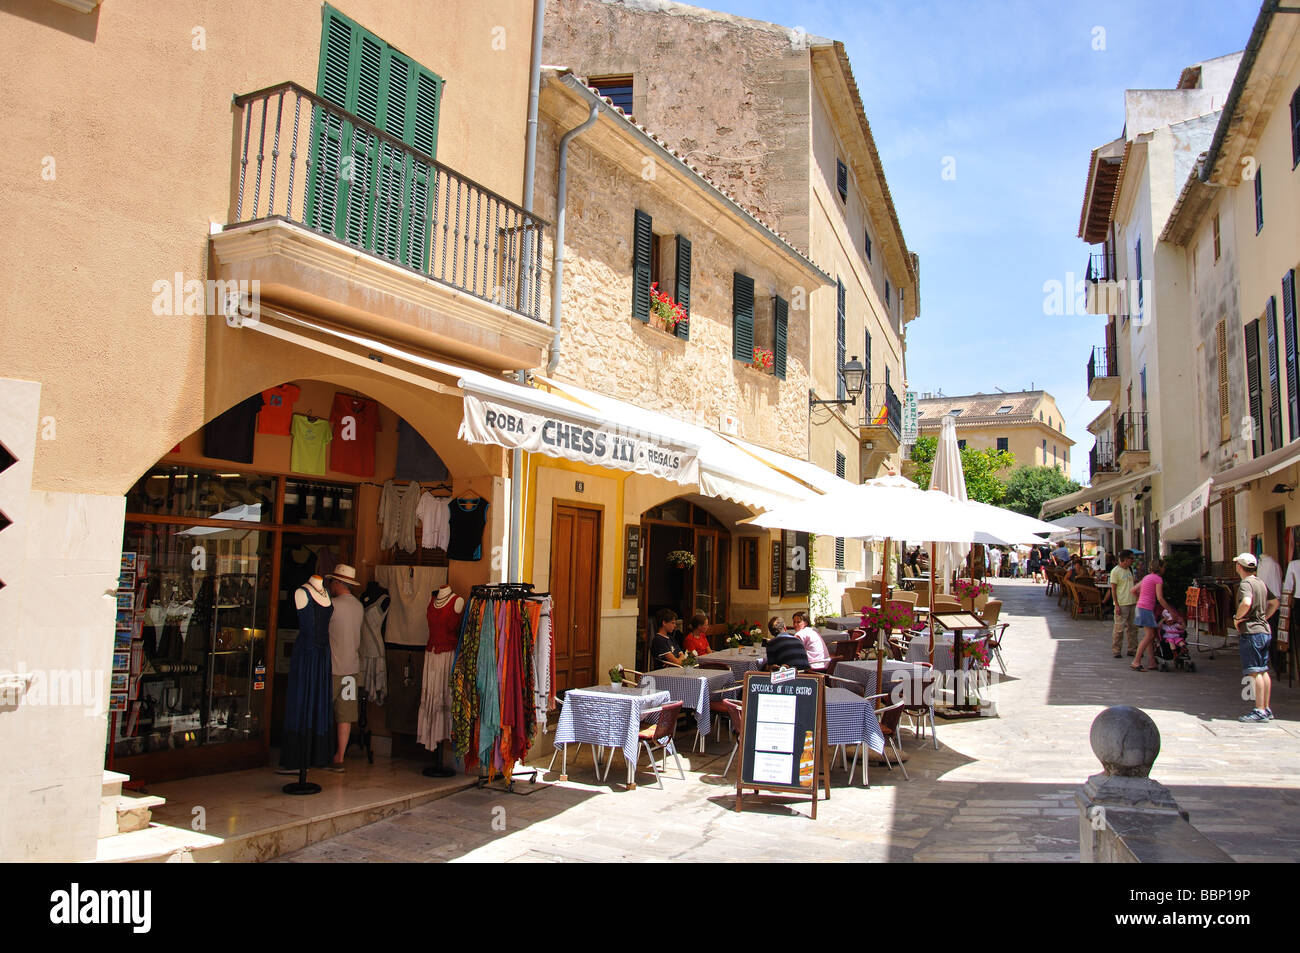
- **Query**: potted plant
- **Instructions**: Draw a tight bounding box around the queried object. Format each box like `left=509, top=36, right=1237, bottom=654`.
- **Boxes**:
left=953, top=578, right=992, bottom=613
left=609, top=664, right=625, bottom=687
left=681, top=650, right=699, bottom=668
left=648, top=282, right=688, bottom=335
left=748, top=625, right=764, bottom=654
left=749, top=346, right=774, bottom=373
left=666, top=549, right=696, bottom=570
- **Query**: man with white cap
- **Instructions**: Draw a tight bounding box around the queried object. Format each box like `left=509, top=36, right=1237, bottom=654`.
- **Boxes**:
left=326, top=564, right=365, bottom=768
left=1232, top=553, right=1277, bottom=723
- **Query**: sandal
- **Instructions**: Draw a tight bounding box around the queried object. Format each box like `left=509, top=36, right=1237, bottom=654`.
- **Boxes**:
left=1130, top=665, right=1146, bottom=672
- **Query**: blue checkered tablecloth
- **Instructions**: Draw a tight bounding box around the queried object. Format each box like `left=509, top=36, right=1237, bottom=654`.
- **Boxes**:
left=906, top=633, right=987, bottom=672
left=835, top=659, right=933, bottom=717
left=824, top=686, right=884, bottom=755
left=642, top=667, right=737, bottom=744
left=698, top=648, right=764, bottom=679
left=553, top=686, right=670, bottom=763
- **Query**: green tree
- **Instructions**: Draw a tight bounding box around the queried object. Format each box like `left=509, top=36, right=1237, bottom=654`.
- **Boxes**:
left=1002, top=465, right=1082, bottom=518
left=906, top=436, right=1016, bottom=505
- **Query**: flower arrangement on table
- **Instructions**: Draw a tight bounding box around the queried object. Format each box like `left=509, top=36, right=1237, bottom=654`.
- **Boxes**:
left=609, top=664, right=626, bottom=685
left=748, top=625, right=764, bottom=646
left=666, top=549, right=697, bottom=569
left=649, top=282, right=688, bottom=335
left=952, top=579, right=992, bottom=601
left=681, top=650, right=699, bottom=668
left=961, top=637, right=992, bottom=670
left=749, top=346, right=775, bottom=373
left=860, top=602, right=915, bottom=633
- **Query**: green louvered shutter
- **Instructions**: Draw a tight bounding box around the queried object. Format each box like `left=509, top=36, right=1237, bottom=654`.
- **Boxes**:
left=1285, top=271, right=1298, bottom=441
left=1267, top=297, right=1282, bottom=451
left=733, top=272, right=754, bottom=363
left=1246, top=319, right=1263, bottom=458
left=306, top=11, right=353, bottom=234
left=406, top=70, right=440, bottom=272
left=773, top=295, right=788, bottom=380
left=836, top=279, right=846, bottom=400
left=674, top=235, right=691, bottom=340
left=631, top=210, right=653, bottom=321
left=343, top=34, right=382, bottom=250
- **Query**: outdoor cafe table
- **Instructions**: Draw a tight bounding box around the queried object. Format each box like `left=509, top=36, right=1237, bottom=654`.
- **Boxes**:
left=553, top=685, right=670, bottom=789
left=835, top=659, right=933, bottom=739
left=698, top=647, right=765, bottom=679
left=642, top=666, right=737, bottom=749
left=824, top=686, right=886, bottom=773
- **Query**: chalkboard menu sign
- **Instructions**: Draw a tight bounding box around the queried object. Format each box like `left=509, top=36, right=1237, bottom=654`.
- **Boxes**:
left=624, top=525, right=641, bottom=598
left=770, top=541, right=781, bottom=597
left=736, top=671, right=828, bottom=818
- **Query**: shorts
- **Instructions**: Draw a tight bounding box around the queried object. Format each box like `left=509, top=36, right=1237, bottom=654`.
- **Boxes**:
left=1239, top=630, right=1272, bottom=675
left=333, top=673, right=359, bottom=723
left=1135, top=607, right=1158, bottom=629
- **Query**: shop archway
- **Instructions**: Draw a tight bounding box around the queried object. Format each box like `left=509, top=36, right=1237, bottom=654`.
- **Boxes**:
left=112, top=372, right=499, bottom=783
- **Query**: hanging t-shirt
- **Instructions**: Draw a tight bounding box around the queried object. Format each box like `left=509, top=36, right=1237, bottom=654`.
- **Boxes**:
left=416, top=492, right=451, bottom=550
left=329, top=392, right=381, bottom=477
left=258, top=383, right=301, bottom=435
left=203, top=394, right=264, bottom=463
left=447, top=497, right=490, bottom=561
left=395, top=418, right=450, bottom=482
left=290, top=414, right=332, bottom=475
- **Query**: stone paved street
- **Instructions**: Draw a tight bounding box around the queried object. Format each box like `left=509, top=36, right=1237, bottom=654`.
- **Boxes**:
left=278, top=580, right=1300, bottom=863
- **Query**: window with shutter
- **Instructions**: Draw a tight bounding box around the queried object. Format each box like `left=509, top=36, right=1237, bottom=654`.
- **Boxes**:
left=631, top=209, right=653, bottom=321
left=732, top=272, right=755, bottom=363
left=1292, top=86, right=1300, bottom=168
left=1285, top=270, right=1298, bottom=439
left=835, top=452, right=846, bottom=570
left=836, top=159, right=847, bottom=202
left=1255, top=167, right=1264, bottom=234
left=773, top=295, right=788, bottom=380
left=1267, top=298, right=1282, bottom=451
left=1135, top=238, right=1143, bottom=314
left=1217, top=319, right=1231, bottom=443
left=1212, top=215, right=1221, bottom=262
left=864, top=330, right=872, bottom=390
left=1245, top=319, right=1263, bottom=458
left=307, top=5, right=443, bottom=268
left=836, top=279, right=846, bottom=401
left=885, top=281, right=891, bottom=308
left=674, top=235, right=691, bottom=340
left=864, top=230, right=872, bottom=262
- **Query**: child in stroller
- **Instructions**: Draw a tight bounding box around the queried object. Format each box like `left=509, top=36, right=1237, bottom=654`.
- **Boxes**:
left=1154, top=609, right=1195, bottom=672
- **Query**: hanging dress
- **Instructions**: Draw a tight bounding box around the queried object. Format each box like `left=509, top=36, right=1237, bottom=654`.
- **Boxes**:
left=417, top=595, right=462, bottom=749
left=279, top=589, right=334, bottom=770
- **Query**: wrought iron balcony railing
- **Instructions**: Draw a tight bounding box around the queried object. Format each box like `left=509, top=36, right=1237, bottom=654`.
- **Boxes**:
left=230, top=82, right=548, bottom=322
left=861, top=382, right=902, bottom=441
left=1116, top=412, right=1149, bottom=455
left=1090, top=439, right=1118, bottom=478
left=1086, top=251, right=1113, bottom=282
left=1087, top=345, right=1117, bottom=386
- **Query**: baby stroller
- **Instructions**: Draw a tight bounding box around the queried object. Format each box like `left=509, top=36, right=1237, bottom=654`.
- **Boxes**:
left=1154, top=610, right=1195, bottom=672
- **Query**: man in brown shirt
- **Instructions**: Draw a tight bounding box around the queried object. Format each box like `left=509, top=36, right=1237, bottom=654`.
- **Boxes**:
left=1233, top=553, right=1277, bottom=723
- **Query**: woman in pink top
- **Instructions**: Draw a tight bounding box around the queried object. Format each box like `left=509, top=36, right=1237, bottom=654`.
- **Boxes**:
left=1132, top=559, right=1181, bottom=671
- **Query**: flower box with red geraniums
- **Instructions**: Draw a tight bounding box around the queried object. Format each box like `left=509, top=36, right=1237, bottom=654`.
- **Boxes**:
left=649, top=282, right=688, bottom=335
left=749, top=346, right=774, bottom=373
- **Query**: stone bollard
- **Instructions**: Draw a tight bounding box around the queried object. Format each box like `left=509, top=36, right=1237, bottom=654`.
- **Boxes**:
left=1076, top=706, right=1233, bottom=863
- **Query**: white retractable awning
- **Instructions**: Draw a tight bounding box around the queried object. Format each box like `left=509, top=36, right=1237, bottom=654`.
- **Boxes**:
left=1161, top=478, right=1214, bottom=541
left=718, top=434, right=858, bottom=495
left=537, top=377, right=817, bottom=512
left=1039, top=467, right=1159, bottom=519
left=1210, top=441, right=1300, bottom=491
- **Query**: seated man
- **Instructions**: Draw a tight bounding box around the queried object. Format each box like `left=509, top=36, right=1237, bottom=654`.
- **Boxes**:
left=762, top=616, right=810, bottom=671
left=790, top=610, right=830, bottom=670
left=649, top=608, right=685, bottom=666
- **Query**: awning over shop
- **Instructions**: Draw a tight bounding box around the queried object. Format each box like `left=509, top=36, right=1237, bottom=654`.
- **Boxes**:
left=1208, top=441, right=1300, bottom=491
left=717, top=434, right=858, bottom=494
left=1039, top=467, right=1159, bottom=518
left=1161, top=478, right=1214, bottom=541
left=536, top=377, right=817, bottom=512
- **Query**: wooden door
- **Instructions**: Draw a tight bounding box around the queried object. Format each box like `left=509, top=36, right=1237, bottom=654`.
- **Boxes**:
left=551, top=503, right=602, bottom=692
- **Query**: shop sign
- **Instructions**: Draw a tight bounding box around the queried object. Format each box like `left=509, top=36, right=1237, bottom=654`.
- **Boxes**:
left=902, top=390, right=919, bottom=444
left=460, top=393, right=700, bottom=484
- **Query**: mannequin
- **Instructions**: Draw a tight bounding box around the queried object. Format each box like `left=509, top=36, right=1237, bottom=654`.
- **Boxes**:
left=420, top=585, right=464, bottom=777
left=279, top=574, right=333, bottom=794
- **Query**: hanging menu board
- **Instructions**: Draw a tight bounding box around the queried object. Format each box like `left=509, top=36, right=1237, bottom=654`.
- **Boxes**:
left=770, top=541, right=781, bottom=597
left=624, top=525, right=641, bottom=598
left=736, top=671, right=828, bottom=819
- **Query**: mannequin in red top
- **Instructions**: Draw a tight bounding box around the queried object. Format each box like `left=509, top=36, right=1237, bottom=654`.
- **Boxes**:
left=419, top=585, right=464, bottom=776
left=681, top=611, right=712, bottom=657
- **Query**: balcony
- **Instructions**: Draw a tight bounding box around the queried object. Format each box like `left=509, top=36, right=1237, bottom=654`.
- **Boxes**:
left=859, top=382, right=902, bottom=452
left=1087, top=345, right=1119, bottom=402
left=1117, top=412, right=1150, bottom=465
left=1089, top=438, right=1119, bottom=481
left=1085, top=252, right=1122, bottom=316
left=210, top=82, right=552, bottom=371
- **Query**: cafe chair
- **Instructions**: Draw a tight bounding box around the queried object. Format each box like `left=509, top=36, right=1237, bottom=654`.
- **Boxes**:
left=875, top=696, right=911, bottom=782
left=636, top=700, right=685, bottom=788
left=902, top=662, right=939, bottom=750
left=704, top=671, right=740, bottom=742
left=620, top=668, right=644, bottom=687
left=890, top=590, right=919, bottom=606
left=984, top=623, right=1010, bottom=675
left=721, top=699, right=745, bottom=779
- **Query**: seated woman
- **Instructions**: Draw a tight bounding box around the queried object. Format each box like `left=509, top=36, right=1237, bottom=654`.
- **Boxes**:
left=681, top=611, right=712, bottom=657
left=649, top=608, right=685, bottom=666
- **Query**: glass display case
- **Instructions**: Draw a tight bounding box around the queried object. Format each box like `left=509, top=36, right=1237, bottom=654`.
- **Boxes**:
left=126, top=465, right=275, bottom=523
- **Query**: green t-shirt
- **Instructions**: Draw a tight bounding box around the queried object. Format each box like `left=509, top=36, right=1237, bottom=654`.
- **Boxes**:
left=290, top=415, right=332, bottom=475
left=1237, top=575, right=1271, bottom=635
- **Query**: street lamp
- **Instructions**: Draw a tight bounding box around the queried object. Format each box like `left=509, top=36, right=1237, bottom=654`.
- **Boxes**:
left=809, top=355, right=867, bottom=409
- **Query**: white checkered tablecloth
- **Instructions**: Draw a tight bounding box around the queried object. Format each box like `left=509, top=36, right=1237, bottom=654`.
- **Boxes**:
left=642, top=667, right=736, bottom=744
left=824, top=686, right=885, bottom=755
left=553, top=686, right=670, bottom=763
left=698, top=649, right=764, bottom=679
left=835, top=659, right=933, bottom=718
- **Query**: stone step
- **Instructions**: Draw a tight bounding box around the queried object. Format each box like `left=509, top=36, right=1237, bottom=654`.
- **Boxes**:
left=116, top=794, right=167, bottom=834
left=98, top=771, right=131, bottom=839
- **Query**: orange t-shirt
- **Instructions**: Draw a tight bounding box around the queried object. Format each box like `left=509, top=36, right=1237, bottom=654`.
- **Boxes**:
left=258, top=383, right=301, bottom=435
left=682, top=632, right=711, bottom=656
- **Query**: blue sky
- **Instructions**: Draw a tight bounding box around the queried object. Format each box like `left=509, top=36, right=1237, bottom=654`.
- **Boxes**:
left=700, top=0, right=1263, bottom=483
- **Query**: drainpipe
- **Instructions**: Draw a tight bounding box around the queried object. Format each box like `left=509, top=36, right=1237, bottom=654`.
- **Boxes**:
left=547, top=103, right=600, bottom=376
left=508, top=0, right=546, bottom=585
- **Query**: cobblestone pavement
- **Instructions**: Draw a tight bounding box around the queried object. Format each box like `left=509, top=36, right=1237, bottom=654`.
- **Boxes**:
left=278, top=580, right=1300, bottom=863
